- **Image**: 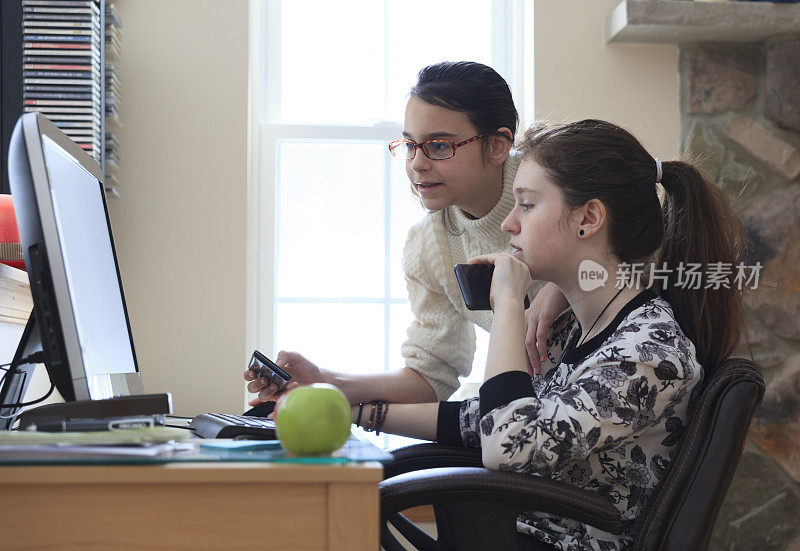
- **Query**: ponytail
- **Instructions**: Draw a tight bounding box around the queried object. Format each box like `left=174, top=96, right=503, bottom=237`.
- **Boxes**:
left=656, top=161, right=747, bottom=371
left=516, top=120, right=748, bottom=374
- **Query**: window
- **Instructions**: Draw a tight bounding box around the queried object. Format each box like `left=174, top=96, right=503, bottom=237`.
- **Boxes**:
left=250, top=0, right=532, bottom=448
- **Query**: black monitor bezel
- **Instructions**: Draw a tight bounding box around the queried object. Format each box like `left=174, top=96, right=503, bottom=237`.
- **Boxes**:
left=3, top=112, right=142, bottom=409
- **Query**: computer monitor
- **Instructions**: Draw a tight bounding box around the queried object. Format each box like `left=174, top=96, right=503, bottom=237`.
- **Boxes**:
left=0, top=112, right=144, bottom=429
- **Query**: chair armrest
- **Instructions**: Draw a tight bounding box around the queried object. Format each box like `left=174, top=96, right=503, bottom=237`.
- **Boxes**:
left=384, top=443, right=483, bottom=479
left=380, top=467, right=621, bottom=534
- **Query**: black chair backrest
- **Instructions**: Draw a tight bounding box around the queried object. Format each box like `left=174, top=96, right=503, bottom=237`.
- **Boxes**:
left=633, top=357, right=764, bottom=550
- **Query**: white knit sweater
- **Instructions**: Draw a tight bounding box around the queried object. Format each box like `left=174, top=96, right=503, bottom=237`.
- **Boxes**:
left=400, top=153, right=545, bottom=400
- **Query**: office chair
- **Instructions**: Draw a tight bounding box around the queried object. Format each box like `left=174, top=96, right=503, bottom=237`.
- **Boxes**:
left=380, top=357, right=764, bottom=551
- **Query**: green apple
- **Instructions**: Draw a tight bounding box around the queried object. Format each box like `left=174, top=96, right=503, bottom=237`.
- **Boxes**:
left=275, top=383, right=352, bottom=455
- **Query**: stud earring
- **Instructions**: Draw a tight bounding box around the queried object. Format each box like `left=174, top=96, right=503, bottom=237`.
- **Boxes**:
left=579, top=229, right=585, bottom=236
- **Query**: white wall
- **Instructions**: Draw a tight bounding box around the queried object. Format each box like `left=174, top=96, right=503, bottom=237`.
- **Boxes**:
left=110, top=0, right=249, bottom=415
left=533, top=0, right=680, bottom=159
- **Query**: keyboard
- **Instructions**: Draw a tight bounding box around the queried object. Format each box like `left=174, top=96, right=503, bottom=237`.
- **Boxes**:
left=190, top=413, right=276, bottom=439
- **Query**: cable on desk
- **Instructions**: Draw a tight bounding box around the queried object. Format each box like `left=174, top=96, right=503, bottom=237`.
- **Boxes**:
left=1, top=382, right=54, bottom=409
left=0, top=351, right=51, bottom=412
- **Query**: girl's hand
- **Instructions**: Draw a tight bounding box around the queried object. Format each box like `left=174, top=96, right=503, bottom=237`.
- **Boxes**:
left=467, top=253, right=532, bottom=311
left=524, top=282, right=570, bottom=375
left=266, top=383, right=300, bottom=419
left=243, top=351, right=324, bottom=406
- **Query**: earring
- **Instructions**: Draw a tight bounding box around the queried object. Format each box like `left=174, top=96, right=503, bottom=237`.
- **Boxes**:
left=579, top=229, right=585, bottom=236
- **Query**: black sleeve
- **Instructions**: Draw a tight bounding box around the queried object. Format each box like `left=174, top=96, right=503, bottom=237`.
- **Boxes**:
left=435, top=400, right=464, bottom=446
left=479, top=371, right=536, bottom=418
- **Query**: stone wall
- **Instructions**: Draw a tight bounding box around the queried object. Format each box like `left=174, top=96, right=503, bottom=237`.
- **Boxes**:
left=680, top=37, right=800, bottom=550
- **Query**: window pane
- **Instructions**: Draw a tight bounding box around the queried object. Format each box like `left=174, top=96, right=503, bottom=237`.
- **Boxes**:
left=275, top=303, right=384, bottom=375
left=389, top=158, right=426, bottom=298
left=389, top=302, right=415, bottom=369
left=385, top=0, right=494, bottom=122
left=462, top=326, right=489, bottom=384
left=276, top=141, right=385, bottom=298
left=362, top=429, right=428, bottom=452
left=280, top=1, right=384, bottom=124
left=276, top=0, right=494, bottom=124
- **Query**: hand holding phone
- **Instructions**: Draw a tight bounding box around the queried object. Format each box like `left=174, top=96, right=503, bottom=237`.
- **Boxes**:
left=248, top=350, right=292, bottom=393
left=454, top=263, right=531, bottom=311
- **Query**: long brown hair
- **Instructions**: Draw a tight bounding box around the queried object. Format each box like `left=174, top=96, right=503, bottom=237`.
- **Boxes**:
left=517, top=119, right=746, bottom=371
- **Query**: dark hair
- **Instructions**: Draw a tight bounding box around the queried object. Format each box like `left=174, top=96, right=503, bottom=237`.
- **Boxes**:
left=411, top=61, right=518, bottom=145
left=410, top=61, right=518, bottom=233
left=517, top=119, right=747, bottom=372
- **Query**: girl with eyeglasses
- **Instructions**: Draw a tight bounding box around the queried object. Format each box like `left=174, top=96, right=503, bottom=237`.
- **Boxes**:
left=357, top=119, right=747, bottom=550
left=245, top=61, right=568, bottom=408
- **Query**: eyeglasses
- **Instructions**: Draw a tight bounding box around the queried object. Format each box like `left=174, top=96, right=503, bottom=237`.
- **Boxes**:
left=388, top=134, right=485, bottom=161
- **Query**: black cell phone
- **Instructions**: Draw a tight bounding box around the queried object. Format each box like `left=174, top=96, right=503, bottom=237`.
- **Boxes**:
left=453, top=264, right=531, bottom=311
left=248, top=350, right=292, bottom=392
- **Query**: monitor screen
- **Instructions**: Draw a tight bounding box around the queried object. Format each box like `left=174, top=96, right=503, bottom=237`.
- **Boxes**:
left=0, top=113, right=143, bottom=427
left=42, top=135, right=137, bottom=386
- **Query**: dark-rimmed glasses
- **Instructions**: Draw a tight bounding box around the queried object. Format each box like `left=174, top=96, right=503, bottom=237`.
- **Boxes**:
left=388, top=134, right=485, bottom=161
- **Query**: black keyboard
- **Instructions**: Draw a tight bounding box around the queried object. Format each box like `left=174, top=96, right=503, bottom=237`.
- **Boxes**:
left=190, top=413, right=276, bottom=439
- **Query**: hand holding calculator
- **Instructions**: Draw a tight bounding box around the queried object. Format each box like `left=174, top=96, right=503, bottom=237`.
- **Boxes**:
left=248, top=350, right=293, bottom=393
left=244, top=350, right=325, bottom=408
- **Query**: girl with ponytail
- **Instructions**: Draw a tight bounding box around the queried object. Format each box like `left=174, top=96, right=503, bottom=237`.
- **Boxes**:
left=370, top=119, right=748, bottom=549
left=512, top=119, right=746, bottom=374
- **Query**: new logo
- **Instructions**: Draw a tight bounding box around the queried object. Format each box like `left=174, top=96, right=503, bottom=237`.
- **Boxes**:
left=578, top=260, right=608, bottom=291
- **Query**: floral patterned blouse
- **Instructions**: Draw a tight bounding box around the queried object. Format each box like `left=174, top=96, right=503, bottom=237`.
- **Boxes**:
left=436, top=289, right=703, bottom=550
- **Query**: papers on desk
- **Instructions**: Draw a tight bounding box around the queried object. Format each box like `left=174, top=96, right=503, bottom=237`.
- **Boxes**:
left=0, top=442, right=196, bottom=459
left=0, top=426, right=196, bottom=462
left=0, top=427, right=394, bottom=465
left=0, top=426, right=192, bottom=446
left=198, top=439, right=282, bottom=451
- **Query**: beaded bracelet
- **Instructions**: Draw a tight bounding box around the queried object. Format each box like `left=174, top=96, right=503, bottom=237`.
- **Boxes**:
left=375, top=402, right=389, bottom=436
left=356, top=402, right=365, bottom=428
left=366, top=402, right=378, bottom=431
left=374, top=402, right=384, bottom=432
left=360, top=400, right=389, bottom=433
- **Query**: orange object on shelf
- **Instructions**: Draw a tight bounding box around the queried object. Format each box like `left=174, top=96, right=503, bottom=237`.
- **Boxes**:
left=0, top=194, right=25, bottom=271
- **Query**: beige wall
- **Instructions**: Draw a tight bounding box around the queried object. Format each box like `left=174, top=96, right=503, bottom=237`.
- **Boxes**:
left=110, top=0, right=249, bottom=415
left=534, top=0, right=680, bottom=159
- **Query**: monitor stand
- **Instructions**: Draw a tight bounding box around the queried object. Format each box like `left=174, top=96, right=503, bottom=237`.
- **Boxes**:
left=16, top=393, right=173, bottom=429
left=1, top=314, right=172, bottom=430
left=0, top=314, right=41, bottom=429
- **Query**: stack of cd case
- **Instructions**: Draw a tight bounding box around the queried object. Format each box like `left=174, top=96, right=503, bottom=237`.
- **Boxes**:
left=104, top=2, right=121, bottom=195
left=22, top=0, right=103, bottom=163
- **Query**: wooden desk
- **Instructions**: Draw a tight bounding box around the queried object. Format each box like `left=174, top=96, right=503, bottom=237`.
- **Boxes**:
left=0, top=460, right=383, bottom=550
left=0, top=267, right=384, bottom=549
